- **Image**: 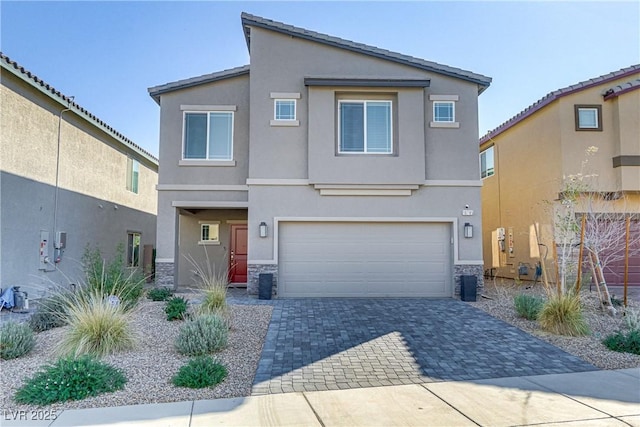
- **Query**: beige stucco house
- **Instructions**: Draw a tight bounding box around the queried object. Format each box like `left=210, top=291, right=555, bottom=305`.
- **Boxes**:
left=479, top=65, right=640, bottom=286
left=1, top=53, right=159, bottom=300
left=149, top=13, right=492, bottom=297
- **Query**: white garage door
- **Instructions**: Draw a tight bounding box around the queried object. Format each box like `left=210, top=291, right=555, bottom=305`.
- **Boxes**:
left=278, top=222, right=452, bottom=297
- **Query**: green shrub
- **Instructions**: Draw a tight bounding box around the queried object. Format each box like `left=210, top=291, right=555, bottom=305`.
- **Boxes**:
left=603, top=330, right=640, bottom=355
left=174, top=314, right=228, bottom=356
left=624, top=308, right=640, bottom=332
left=29, top=293, right=69, bottom=332
left=172, top=356, right=228, bottom=389
left=539, top=294, right=590, bottom=337
left=147, top=287, right=173, bottom=302
left=56, top=291, right=136, bottom=357
left=14, top=355, right=126, bottom=405
left=0, top=322, right=35, bottom=360
left=165, top=297, right=188, bottom=321
left=82, top=244, right=145, bottom=310
left=514, top=294, right=544, bottom=320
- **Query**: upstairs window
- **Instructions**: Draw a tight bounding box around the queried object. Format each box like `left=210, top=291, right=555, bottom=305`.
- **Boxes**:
left=575, top=105, right=602, bottom=131
left=274, top=99, right=296, bottom=120
left=183, top=112, right=234, bottom=160
left=480, top=146, right=495, bottom=179
left=433, top=101, right=455, bottom=123
left=339, top=100, right=392, bottom=154
left=126, top=158, right=139, bottom=193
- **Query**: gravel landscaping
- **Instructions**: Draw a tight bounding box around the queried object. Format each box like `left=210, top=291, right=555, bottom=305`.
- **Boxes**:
left=1, top=282, right=638, bottom=413
left=0, top=294, right=273, bottom=413
left=470, top=279, right=640, bottom=370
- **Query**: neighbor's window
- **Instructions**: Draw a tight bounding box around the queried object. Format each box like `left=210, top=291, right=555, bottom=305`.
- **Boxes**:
left=183, top=112, right=233, bottom=160
left=200, top=223, right=220, bottom=245
left=339, top=100, right=392, bottom=154
left=126, top=158, right=139, bottom=193
left=127, top=232, right=141, bottom=267
left=274, top=99, right=296, bottom=120
left=480, top=146, right=495, bottom=179
left=574, top=105, right=602, bottom=131
left=433, top=101, right=455, bottom=123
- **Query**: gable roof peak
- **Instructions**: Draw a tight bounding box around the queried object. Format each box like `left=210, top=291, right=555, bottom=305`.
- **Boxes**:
left=240, top=12, right=491, bottom=93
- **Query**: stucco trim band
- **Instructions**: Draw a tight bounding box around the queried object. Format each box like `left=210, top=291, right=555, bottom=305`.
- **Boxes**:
left=180, top=105, right=237, bottom=111
left=157, top=184, right=248, bottom=191
left=171, top=201, right=249, bottom=208
left=424, top=180, right=482, bottom=187
left=246, top=179, right=310, bottom=186
left=178, top=160, right=237, bottom=167
left=270, top=92, right=301, bottom=99
left=304, top=77, right=431, bottom=88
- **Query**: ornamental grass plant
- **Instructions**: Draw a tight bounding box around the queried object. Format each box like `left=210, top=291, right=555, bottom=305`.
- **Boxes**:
left=513, top=294, right=545, bottom=321
left=538, top=293, right=590, bottom=337
left=0, top=321, right=35, bottom=360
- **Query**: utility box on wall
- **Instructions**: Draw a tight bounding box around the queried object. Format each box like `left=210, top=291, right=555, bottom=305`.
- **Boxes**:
left=39, top=230, right=50, bottom=270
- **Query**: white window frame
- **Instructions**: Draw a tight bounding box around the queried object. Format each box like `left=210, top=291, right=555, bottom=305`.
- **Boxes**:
left=126, top=158, right=139, bottom=194
left=274, top=99, right=297, bottom=121
left=338, top=99, right=393, bottom=154
left=199, top=221, right=220, bottom=245
left=480, top=146, right=495, bottom=179
left=182, top=111, right=234, bottom=161
left=126, top=232, right=141, bottom=268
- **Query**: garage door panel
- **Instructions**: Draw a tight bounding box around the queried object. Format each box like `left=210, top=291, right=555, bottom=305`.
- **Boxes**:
left=279, top=222, right=452, bottom=297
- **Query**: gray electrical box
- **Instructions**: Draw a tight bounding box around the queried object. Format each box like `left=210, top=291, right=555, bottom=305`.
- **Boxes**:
left=55, top=231, right=67, bottom=249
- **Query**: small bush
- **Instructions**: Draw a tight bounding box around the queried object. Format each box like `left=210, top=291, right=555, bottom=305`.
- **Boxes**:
left=514, top=294, right=544, bottom=320
left=0, top=322, right=35, bottom=360
left=14, top=355, right=126, bottom=405
left=29, top=293, right=69, bottom=332
left=147, top=287, right=173, bottom=302
left=165, top=297, right=188, bottom=321
left=82, top=244, right=145, bottom=310
left=175, top=314, right=229, bottom=356
left=172, top=356, right=228, bottom=389
left=624, top=308, right=640, bottom=332
left=539, top=294, right=590, bottom=337
left=603, top=330, right=640, bottom=355
left=56, top=291, right=136, bottom=357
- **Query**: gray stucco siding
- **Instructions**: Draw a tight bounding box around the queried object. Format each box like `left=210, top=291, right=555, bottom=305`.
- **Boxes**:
left=1, top=172, right=156, bottom=300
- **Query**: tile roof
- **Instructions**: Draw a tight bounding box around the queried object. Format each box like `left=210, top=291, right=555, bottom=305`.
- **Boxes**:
left=603, top=78, right=640, bottom=100
left=1, top=52, right=158, bottom=165
left=240, top=12, right=492, bottom=93
left=148, top=65, right=250, bottom=104
left=480, top=64, right=640, bottom=144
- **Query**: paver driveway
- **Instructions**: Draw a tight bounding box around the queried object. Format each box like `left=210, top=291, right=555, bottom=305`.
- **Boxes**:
left=250, top=298, right=597, bottom=395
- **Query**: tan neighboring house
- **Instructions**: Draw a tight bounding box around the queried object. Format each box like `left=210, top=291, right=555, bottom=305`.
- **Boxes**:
left=0, top=53, right=159, bottom=300
left=148, top=13, right=492, bottom=297
left=479, top=65, right=640, bottom=286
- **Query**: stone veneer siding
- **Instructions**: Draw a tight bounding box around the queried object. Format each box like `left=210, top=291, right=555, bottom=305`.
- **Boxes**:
left=247, top=263, right=278, bottom=296
left=453, top=264, right=484, bottom=296
left=155, top=261, right=175, bottom=289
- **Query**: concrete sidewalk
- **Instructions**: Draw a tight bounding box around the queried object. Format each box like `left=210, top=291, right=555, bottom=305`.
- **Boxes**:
left=3, top=368, right=638, bottom=427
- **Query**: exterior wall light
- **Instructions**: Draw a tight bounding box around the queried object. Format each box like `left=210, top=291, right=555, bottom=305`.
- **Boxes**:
left=464, top=222, right=473, bottom=238
left=259, top=221, right=268, bottom=238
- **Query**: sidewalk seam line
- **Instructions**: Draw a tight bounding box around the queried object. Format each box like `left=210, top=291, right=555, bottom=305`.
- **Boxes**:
left=302, top=392, right=326, bottom=427
left=419, top=383, right=481, bottom=426
left=188, top=400, right=195, bottom=427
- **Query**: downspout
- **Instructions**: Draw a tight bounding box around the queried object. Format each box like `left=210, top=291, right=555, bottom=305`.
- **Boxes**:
left=51, top=98, right=74, bottom=270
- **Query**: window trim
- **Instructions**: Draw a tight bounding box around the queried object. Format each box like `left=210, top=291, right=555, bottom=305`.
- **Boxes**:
left=429, top=95, right=459, bottom=128
left=198, top=221, right=221, bottom=245
left=273, top=99, right=297, bottom=121
left=480, top=146, right=495, bottom=179
left=574, top=104, right=602, bottom=131
left=337, top=99, right=394, bottom=155
left=433, top=101, right=456, bottom=123
left=182, top=110, right=235, bottom=162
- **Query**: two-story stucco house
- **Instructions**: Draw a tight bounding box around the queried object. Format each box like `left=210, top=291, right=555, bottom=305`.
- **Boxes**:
left=1, top=53, right=158, bottom=300
left=149, top=13, right=492, bottom=297
left=480, top=65, right=640, bottom=287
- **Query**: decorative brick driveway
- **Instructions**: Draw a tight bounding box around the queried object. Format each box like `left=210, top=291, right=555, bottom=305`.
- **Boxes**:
left=250, top=298, right=597, bottom=395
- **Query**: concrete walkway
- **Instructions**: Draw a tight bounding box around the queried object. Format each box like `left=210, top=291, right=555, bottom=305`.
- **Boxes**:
left=4, top=368, right=638, bottom=426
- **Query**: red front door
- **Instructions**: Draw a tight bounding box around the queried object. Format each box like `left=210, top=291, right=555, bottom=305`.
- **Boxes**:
left=229, top=224, right=248, bottom=284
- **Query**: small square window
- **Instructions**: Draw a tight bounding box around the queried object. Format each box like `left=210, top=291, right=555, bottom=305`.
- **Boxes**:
left=433, top=102, right=455, bottom=122
left=200, top=223, right=220, bottom=245
left=575, top=105, right=602, bottom=131
left=274, top=99, right=296, bottom=120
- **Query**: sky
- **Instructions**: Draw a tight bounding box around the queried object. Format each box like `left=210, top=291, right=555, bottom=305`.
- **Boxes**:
left=1, top=1, right=638, bottom=158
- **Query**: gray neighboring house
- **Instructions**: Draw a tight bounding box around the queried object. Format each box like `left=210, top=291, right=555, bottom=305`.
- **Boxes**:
left=148, top=13, right=492, bottom=297
left=1, top=53, right=158, bottom=300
